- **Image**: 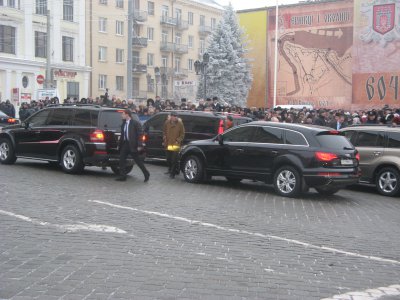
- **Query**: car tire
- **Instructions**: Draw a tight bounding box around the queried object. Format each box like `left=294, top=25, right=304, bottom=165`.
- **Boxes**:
left=111, top=165, right=134, bottom=175
left=0, top=138, right=17, bottom=165
left=315, top=187, right=340, bottom=196
left=61, top=145, right=84, bottom=174
left=183, top=155, right=204, bottom=183
left=273, top=166, right=302, bottom=198
left=225, top=177, right=242, bottom=184
left=375, top=167, right=400, bottom=197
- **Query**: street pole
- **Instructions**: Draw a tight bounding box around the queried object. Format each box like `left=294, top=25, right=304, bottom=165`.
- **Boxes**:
left=273, top=0, right=279, bottom=108
left=203, top=70, right=207, bottom=99
left=127, top=0, right=133, bottom=99
left=45, top=10, right=51, bottom=89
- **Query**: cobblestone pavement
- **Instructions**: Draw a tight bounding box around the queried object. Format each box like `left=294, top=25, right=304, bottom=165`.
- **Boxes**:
left=0, top=159, right=399, bottom=300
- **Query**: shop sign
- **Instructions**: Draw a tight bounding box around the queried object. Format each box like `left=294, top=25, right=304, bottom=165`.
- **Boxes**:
left=53, top=69, right=77, bottom=78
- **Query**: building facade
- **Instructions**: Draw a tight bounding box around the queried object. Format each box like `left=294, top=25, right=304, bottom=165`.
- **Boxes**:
left=0, top=0, right=90, bottom=107
left=87, top=0, right=223, bottom=102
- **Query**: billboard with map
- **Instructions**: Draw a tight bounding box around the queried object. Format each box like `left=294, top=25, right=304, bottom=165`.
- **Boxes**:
left=267, top=0, right=354, bottom=109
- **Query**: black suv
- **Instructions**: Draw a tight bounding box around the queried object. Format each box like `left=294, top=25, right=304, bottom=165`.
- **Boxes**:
left=143, top=111, right=252, bottom=159
left=179, top=122, right=360, bottom=197
left=0, top=105, right=138, bottom=174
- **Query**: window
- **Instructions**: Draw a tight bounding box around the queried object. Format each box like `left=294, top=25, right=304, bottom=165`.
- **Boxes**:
left=343, top=130, right=357, bottom=144
left=0, top=25, right=16, bottom=54
left=47, top=109, right=73, bottom=126
left=132, top=50, right=140, bottom=64
left=63, top=0, right=73, bottom=22
left=99, top=0, right=107, bottom=4
left=188, top=35, right=193, bottom=48
left=175, top=8, right=182, bottom=21
left=73, top=110, right=96, bottom=126
left=147, top=1, right=154, bottom=15
left=354, top=131, right=385, bottom=147
left=388, top=132, right=400, bottom=148
left=188, top=12, right=193, bottom=25
left=223, top=127, right=256, bottom=142
left=161, top=30, right=168, bottom=43
left=67, top=82, right=79, bottom=99
left=146, top=114, right=168, bottom=131
left=211, top=17, right=216, bottom=29
left=252, top=127, right=284, bottom=144
left=99, top=74, right=107, bottom=89
left=62, top=36, right=73, bottom=61
left=147, top=27, right=154, bottom=41
left=116, top=0, right=123, bottom=8
left=200, top=15, right=205, bottom=26
left=116, top=21, right=124, bottom=35
left=116, top=76, right=124, bottom=91
left=147, top=53, right=154, bottom=66
left=285, top=130, right=308, bottom=146
left=316, top=133, right=355, bottom=149
left=35, top=31, right=47, bottom=58
left=116, top=48, right=124, bottom=63
left=36, top=0, right=47, bottom=15
left=162, top=5, right=168, bottom=20
left=98, top=46, right=107, bottom=61
left=174, top=57, right=180, bottom=72
left=28, top=109, right=50, bottom=126
left=99, top=17, right=107, bottom=32
left=162, top=56, right=168, bottom=68
left=2, top=0, right=16, bottom=7
left=188, top=59, right=193, bottom=71
left=175, top=33, right=181, bottom=44
left=146, top=74, right=154, bottom=92
left=200, top=38, right=205, bottom=54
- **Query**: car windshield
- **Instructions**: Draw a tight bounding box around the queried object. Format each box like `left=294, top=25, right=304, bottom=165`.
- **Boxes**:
left=315, top=133, right=354, bottom=150
left=0, top=111, right=9, bottom=117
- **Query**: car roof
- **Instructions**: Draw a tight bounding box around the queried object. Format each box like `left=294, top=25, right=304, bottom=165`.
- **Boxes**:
left=246, top=121, right=331, bottom=133
left=44, top=105, right=125, bottom=112
left=342, top=125, right=400, bottom=132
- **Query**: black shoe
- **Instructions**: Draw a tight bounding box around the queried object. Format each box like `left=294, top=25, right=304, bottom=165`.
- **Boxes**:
left=115, top=176, right=127, bottom=181
left=169, top=173, right=175, bottom=179
left=144, top=173, right=150, bottom=182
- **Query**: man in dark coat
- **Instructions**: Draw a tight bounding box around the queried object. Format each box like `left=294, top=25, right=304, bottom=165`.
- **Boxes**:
left=116, top=109, right=150, bottom=182
left=313, top=109, right=327, bottom=127
left=329, top=112, right=348, bottom=130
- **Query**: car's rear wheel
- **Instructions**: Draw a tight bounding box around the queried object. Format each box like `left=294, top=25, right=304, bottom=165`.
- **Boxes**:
left=226, top=177, right=242, bottom=184
left=315, top=186, right=340, bottom=196
left=111, top=165, right=134, bottom=175
left=183, top=155, right=204, bottom=183
left=61, top=145, right=84, bottom=174
left=273, top=166, right=301, bottom=198
left=376, top=167, right=400, bottom=197
left=0, top=138, right=17, bottom=165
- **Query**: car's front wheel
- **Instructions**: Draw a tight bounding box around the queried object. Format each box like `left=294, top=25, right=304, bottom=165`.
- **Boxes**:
left=0, top=138, right=17, bottom=165
left=376, top=167, right=400, bottom=197
left=315, top=186, right=340, bottom=196
left=182, top=155, right=204, bottom=183
left=61, top=145, right=84, bottom=174
left=273, top=166, right=301, bottom=198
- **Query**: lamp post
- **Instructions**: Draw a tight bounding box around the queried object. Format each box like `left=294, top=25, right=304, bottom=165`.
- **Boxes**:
left=194, top=52, right=210, bottom=99
left=154, top=67, right=161, bottom=98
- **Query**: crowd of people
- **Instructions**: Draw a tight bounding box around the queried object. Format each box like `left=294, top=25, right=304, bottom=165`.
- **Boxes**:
left=2, top=95, right=400, bottom=128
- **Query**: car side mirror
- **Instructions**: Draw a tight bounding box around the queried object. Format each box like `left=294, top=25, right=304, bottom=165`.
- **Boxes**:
left=216, top=134, right=223, bottom=145
left=23, top=122, right=29, bottom=129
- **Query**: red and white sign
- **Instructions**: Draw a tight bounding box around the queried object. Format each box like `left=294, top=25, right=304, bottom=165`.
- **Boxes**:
left=12, top=88, right=19, bottom=102
left=373, top=3, right=395, bottom=35
left=21, top=93, right=32, bottom=102
left=36, top=74, right=45, bottom=85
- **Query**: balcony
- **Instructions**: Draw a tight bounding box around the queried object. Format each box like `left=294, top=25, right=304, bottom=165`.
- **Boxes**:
left=160, top=15, right=178, bottom=26
left=132, top=60, right=147, bottom=73
left=132, top=90, right=147, bottom=99
left=174, top=44, right=188, bottom=54
left=174, top=68, right=188, bottom=78
left=199, top=25, right=212, bottom=35
left=176, top=20, right=189, bottom=30
left=132, top=37, right=148, bottom=48
left=160, top=41, right=175, bottom=52
left=133, top=10, right=148, bottom=22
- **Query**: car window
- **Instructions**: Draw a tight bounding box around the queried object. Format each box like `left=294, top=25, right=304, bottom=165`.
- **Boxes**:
left=73, top=110, right=98, bottom=126
left=223, top=126, right=257, bottom=142
left=343, top=130, right=357, bottom=144
left=27, top=109, right=51, bottom=126
left=354, top=131, right=384, bottom=147
left=181, top=115, right=218, bottom=134
left=387, top=132, right=400, bottom=148
left=47, top=109, right=73, bottom=126
left=0, top=111, right=8, bottom=117
left=252, top=126, right=284, bottom=144
left=315, top=133, right=354, bottom=149
left=178, top=115, right=194, bottom=132
left=146, top=114, right=168, bottom=131
left=233, top=117, right=251, bottom=126
left=285, top=130, right=308, bottom=146
left=99, top=110, right=133, bottom=130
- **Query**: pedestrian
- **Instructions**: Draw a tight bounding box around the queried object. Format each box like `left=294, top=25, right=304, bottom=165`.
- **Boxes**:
left=163, top=111, right=185, bottom=178
left=116, top=109, right=150, bottom=182
left=329, top=112, right=348, bottom=130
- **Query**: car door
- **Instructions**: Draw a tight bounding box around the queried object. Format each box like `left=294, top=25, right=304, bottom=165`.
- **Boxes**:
left=143, top=114, right=168, bottom=158
left=353, top=130, right=385, bottom=182
left=14, top=109, right=51, bottom=157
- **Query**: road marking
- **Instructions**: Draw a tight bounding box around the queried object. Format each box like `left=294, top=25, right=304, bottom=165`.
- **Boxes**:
left=321, top=284, right=400, bottom=300
left=89, top=200, right=400, bottom=265
left=0, top=209, right=126, bottom=234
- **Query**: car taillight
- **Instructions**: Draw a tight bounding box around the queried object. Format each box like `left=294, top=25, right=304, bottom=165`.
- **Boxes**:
left=218, top=120, right=224, bottom=134
left=90, top=130, right=105, bottom=142
left=141, top=134, right=147, bottom=142
left=355, top=153, right=360, bottom=161
left=7, top=118, right=16, bottom=123
left=315, top=152, right=338, bottom=162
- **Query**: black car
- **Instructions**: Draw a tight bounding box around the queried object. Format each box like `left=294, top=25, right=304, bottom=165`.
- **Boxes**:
left=179, top=122, right=360, bottom=197
left=0, top=105, right=139, bottom=174
left=143, top=111, right=252, bottom=159
left=0, top=111, right=17, bottom=127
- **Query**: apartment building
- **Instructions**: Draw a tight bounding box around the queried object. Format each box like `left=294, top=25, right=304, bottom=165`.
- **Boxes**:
left=87, top=0, right=223, bottom=101
left=0, top=0, right=90, bottom=105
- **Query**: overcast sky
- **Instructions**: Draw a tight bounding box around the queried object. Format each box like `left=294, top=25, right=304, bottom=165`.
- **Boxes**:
left=217, top=0, right=301, bottom=10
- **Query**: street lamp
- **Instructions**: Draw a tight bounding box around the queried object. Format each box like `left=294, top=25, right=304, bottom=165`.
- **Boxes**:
left=194, top=52, right=210, bottom=99
left=154, top=67, right=161, bottom=97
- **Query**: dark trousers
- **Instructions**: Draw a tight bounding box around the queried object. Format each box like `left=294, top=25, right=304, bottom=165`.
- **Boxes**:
left=166, top=150, right=179, bottom=174
left=119, top=141, right=149, bottom=178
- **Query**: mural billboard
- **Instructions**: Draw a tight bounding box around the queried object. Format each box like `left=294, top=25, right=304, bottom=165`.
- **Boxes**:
left=267, top=0, right=354, bottom=109
left=353, top=0, right=400, bottom=109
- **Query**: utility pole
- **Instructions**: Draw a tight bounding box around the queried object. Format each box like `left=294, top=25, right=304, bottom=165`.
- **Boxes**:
left=127, top=0, right=133, bottom=98
left=45, top=9, right=52, bottom=89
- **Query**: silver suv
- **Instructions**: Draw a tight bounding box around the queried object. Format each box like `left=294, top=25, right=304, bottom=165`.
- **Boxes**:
left=342, top=125, right=400, bottom=196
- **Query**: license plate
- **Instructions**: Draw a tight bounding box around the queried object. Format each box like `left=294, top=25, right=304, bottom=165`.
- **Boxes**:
left=341, top=159, right=353, bottom=166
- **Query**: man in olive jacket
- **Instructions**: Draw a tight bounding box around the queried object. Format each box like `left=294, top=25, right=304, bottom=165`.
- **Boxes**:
left=163, top=111, right=185, bottom=178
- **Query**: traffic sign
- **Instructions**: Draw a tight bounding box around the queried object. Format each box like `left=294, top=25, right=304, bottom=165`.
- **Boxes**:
left=36, top=75, right=44, bottom=85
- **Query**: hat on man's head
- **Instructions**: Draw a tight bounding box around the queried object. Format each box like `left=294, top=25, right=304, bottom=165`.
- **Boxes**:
left=170, top=111, right=178, bottom=116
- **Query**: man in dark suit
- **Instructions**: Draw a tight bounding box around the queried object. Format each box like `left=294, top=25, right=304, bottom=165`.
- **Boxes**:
left=329, top=112, right=348, bottom=130
left=116, top=109, right=150, bottom=182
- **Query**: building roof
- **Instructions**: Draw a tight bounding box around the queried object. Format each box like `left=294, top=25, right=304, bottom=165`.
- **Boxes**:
left=192, top=0, right=224, bottom=10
